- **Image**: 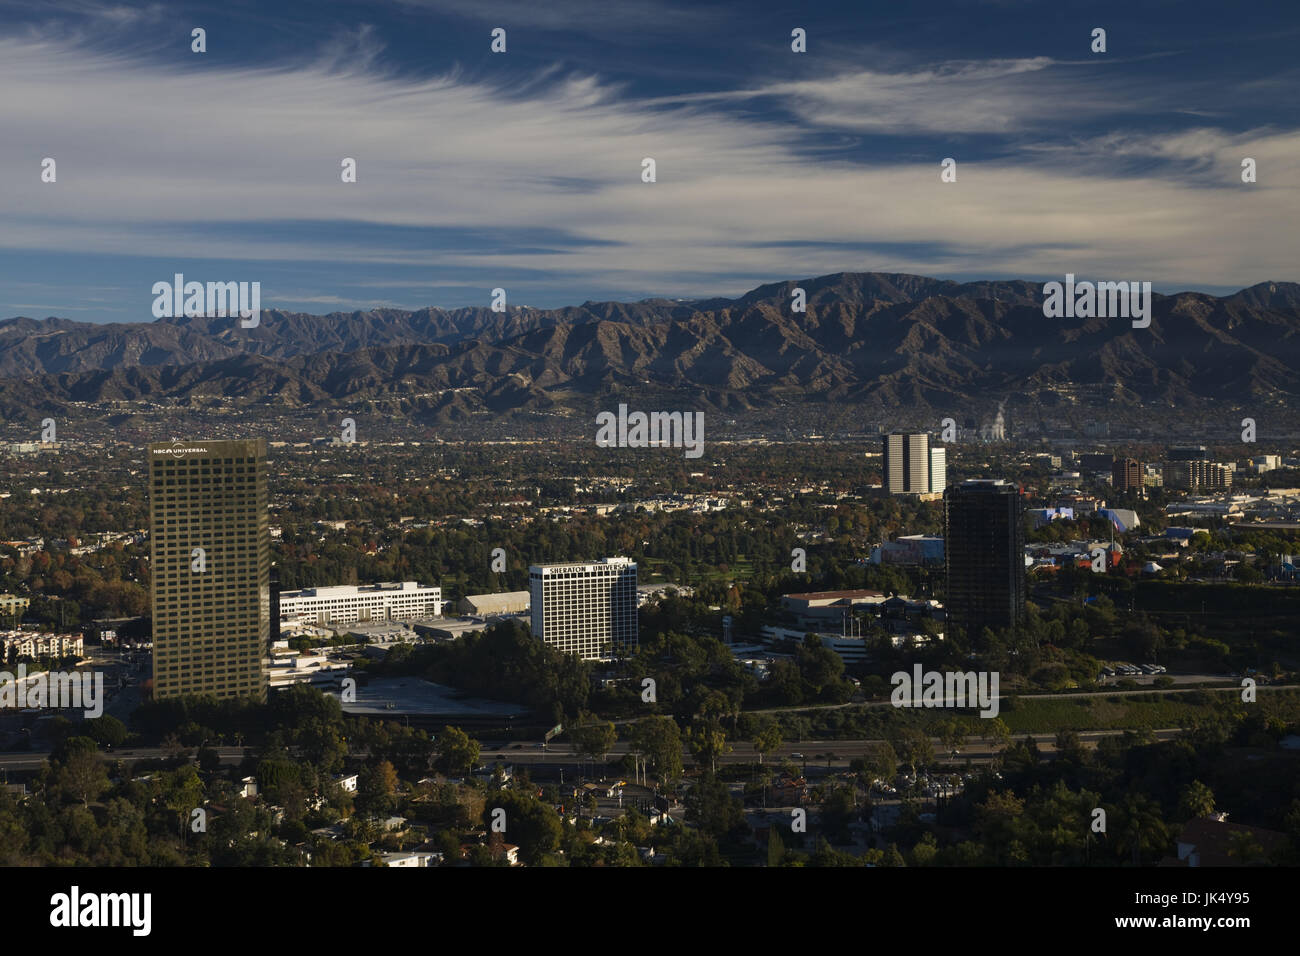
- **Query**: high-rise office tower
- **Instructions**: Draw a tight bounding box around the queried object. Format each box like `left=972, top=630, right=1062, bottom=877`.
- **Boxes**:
left=149, top=439, right=270, bottom=700
left=529, top=557, right=637, bottom=660
left=929, top=447, right=947, bottom=495
left=1112, top=457, right=1142, bottom=494
left=944, top=479, right=1026, bottom=642
left=883, top=432, right=933, bottom=494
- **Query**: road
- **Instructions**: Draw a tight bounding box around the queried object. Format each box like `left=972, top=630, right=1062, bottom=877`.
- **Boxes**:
left=2, top=673, right=1268, bottom=773
left=0, top=728, right=1185, bottom=773
left=740, top=681, right=1295, bottom=718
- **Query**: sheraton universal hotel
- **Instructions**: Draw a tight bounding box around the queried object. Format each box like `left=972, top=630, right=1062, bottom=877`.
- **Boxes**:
left=529, top=557, right=638, bottom=660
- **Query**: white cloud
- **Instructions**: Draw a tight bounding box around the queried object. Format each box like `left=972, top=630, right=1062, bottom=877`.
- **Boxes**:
left=645, top=57, right=1159, bottom=135
left=0, top=32, right=1295, bottom=307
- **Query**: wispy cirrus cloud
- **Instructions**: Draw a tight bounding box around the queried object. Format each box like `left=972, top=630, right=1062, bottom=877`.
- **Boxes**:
left=0, top=12, right=1296, bottom=321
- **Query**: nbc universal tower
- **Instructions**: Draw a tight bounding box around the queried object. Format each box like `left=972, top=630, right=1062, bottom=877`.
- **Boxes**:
left=148, top=439, right=270, bottom=700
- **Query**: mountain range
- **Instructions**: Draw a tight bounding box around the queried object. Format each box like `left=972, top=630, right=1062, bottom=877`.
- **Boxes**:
left=2, top=273, right=1298, bottom=422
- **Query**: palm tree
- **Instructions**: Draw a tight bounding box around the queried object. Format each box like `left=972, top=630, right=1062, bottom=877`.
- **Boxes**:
left=1116, top=795, right=1170, bottom=865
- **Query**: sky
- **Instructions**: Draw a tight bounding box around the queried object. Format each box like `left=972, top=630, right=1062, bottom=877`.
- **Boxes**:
left=1, top=0, right=1298, bottom=323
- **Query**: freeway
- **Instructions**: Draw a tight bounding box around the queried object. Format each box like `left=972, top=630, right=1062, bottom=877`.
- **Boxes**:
left=739, top=681, right=1296, bottom=718
left=0, top=727, right=1185, bottom=773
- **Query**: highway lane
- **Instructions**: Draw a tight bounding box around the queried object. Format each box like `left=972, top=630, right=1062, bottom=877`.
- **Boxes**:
left=0, top=727, right=1185, bottom=773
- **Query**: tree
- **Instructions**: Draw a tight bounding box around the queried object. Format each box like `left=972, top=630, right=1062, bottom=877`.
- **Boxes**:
left=809, top=835, right=860, bottom=867
left=256, top=758, right=299, bottom=802
left=696, top=689, right=736, bottom=729
left=893, top=727, right=933, bottom=777
left=753, top=722, right=782, bottom=765
left=162, top=765, right=204, bottom=843
left=357, top=759, right=399, bottom=819
left=436, top=726, right=480, bottom=777
left=685, top=772, right=746, bottom=841
left=820, top=785, right=857, bottom=843
left=197, top=745, right=222, bottom=774
left=53, top=735, right=98, bottom=764
left=84, top=715, right=128, bottom=748
left=867, top=741, right=898, bottom=785
left=631, top=716, right=683, bottom=784
left=1177, top=780, right=1215, bottom=821
left=796, top=634, right=850, bottom=701
left=161, top=732, right=188, bottom=761
left=984, top=717, right=1012, bottom=760
left=569, top=712, right=617, bottom=766
left=60, top=750, right=109, bottom=808
left=936, top=719, right=967, bottom=755
left=1226, top=830, right=1267, bottom=864
left=1055, top=728, right=1086, bottom=764
left=767, top=827, right=786, bottom=867
left=687, top=724, right=731, bottom=775
left=483, top=790, right=562, bottom=865
left=1114, top=794, right=1172, bottom=866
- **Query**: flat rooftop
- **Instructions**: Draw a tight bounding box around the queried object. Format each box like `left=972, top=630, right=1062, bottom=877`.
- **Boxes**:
left=784, top=590, right=886, bottom=601
left=281, top=581, right=438, bottom=598
left=332, top=677, right=531, bottom=719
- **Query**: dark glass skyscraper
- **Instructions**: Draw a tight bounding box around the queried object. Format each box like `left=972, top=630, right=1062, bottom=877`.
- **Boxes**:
left=944, top=479, right=1025, bottom=641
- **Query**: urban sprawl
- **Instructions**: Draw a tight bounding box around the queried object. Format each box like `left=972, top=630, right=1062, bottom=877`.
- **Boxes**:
left=0, top=420, right=1297, bottom=868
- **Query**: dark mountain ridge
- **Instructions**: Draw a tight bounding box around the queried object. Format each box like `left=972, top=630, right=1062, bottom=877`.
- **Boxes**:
left=2, top=272, right=1297, bottom=420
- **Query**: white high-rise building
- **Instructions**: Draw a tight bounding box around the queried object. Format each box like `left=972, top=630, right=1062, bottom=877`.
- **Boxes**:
left=278, top=581, right=443, bottom=626
left=529, top=557, right=638, bottom=660
left=929, top=446, right=947, bottom=494
left=883, top=433, right=946, bottom=495
left=883, top=433, right=931, bottom=494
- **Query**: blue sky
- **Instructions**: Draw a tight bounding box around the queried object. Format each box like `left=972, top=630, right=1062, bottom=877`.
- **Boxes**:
left=2, top=0, right=1298, bottom=322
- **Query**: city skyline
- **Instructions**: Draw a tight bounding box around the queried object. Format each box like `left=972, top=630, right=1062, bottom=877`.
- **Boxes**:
left=1, top=0, right=1297, bottom=893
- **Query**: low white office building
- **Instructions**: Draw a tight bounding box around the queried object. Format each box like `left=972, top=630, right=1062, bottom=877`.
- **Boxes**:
left=278, top=581, right=443, bottom=626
